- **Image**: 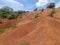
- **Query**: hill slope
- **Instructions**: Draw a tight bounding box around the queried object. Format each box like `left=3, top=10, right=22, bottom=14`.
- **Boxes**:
left=0, top=8, right=60, bottom=45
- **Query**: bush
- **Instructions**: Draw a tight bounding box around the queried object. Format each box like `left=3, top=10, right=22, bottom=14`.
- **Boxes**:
left=0, top=29, right=5, bottom=33
left=34, top=8, right=38, bottom=11
left=0, top=28, right=9, bottom=34
left=21, top=42, right=29, bottom=45
left=49, top=8, right=56, bottom=17
left=7, top=14, right=17, bottom=20
left=12, top=24, right=17, bottom=28
left=0, top=6, right=13, bottom=18
left=0, top=6, right=27, bottom=20
left=35, top=13, right=40, bottom=18
left=47, top=3, right=55, bottom=8
left=17, top=10, right=26, bottom=14
left=0, top=20, right=2, bottom=24
left=41, top=9, right=44, bottom=12
left=19, top=15, right=22, bottom=18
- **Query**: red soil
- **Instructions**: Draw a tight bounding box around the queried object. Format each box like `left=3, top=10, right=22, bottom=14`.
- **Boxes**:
left=0, top=17, right=27, bottom=29
left=0, top=8, right=60, bottom=45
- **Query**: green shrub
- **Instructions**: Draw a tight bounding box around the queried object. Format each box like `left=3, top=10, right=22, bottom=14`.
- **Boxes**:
left=0, top=28, right=9, bottom=34
left=12, top=24, right=17, bottom=28
left=49, top=8, right=56, bottom=17
left=0, top=30, right=4, bottom=33
left=34, top=8, right=38, bottom=11
left=0, top=20, right=3, bottom=24
left=0, top=6, right=14, bottom=19
left=41, top=9, right=44, bottom=12
left=35, top=13, right=40, bottom=18
left=21, top=42, right=29, bottom=45
left=0, top=6, right=27, bottom=20
left=47, top=3, right=55, bottom=8
left=0, top=29, right=6, bottom=34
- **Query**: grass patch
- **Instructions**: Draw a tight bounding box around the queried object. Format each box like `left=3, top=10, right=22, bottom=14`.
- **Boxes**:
left=0, top=28, right=10, bottom=34
left=49, top=8, right=56, bottom=17
left=12, top=24, right=18, bottom=28
left=0, top=19, right=3, bottom=24
left=21, top=42, right=30, bottom=45
left=0, top=29, right=5, bottom=33
left=35, top=13, right=40, bottom=18
left=0, top=24, right=18, bottom=34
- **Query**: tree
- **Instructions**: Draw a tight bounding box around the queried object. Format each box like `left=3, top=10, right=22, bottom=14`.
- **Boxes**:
left=1, top=6, right=13, bottom=12
left=47, top=3, right=55, bottom=8
left=0, top=6, right=27, bottom=19
left=49, top=8, right=56, bottom=17
left=34, top=8, right=38, bottom=11
left=0, top=6, right=19, bottom=19
left=0, top=6, right=13, bottom=18
left=41, top=9, right=44, bottom=12
left=17, top=10, right=26, bottom=14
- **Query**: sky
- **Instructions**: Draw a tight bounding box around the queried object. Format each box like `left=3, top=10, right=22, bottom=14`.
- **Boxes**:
left=0, top=0, right=60, bottom=11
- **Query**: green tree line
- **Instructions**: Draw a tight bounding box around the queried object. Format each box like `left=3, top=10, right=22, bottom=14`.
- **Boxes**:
left=0, top=6, right=27, bottom=20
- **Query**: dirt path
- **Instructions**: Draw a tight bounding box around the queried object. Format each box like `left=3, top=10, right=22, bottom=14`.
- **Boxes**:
left=17, top=19, right=32, bottom=27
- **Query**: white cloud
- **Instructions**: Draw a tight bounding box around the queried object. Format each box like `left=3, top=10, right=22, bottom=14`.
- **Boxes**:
left=49, top=0, right=55, bottom=3
left=36, top=0, right=48, bottom=7
left=36, top=0, right=55, bottom=7
left=55, top=2, right=60, bottom=8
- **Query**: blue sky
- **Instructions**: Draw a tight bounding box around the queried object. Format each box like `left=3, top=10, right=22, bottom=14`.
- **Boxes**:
left=0, top=0, right=60, bottom=11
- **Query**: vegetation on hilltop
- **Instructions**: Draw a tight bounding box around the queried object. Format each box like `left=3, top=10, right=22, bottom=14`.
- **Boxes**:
left=0, top=6, right=27, bottom=20
left=47, top=3, right=55, bottom=8
left=47, top=3, right=56, bottom=17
